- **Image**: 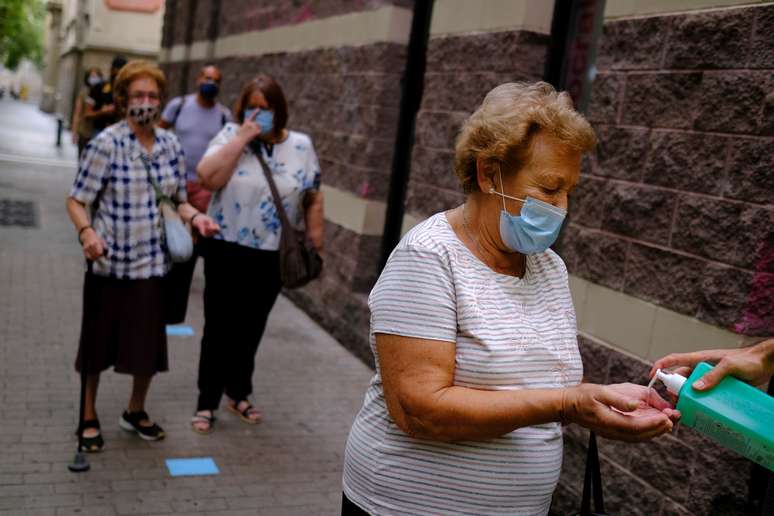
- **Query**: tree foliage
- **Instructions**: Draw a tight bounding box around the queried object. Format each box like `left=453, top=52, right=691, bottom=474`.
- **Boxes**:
left=0, top=0, right=46, bottom=70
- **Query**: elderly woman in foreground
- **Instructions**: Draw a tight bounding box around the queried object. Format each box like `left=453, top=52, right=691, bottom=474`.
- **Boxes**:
left=341, top=82, right=680, bottom=516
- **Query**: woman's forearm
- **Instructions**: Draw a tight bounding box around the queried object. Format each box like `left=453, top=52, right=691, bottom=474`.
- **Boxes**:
left=197, top=135, right=249, bottom=191
left=304, top=191, right=324, bottom=250
left=176, top=202, right=198, bottom=223
left=394, top=384, right=564, bottom=442
left=66, top=196, right=90, bottom=232
left=71, top=98, right=82, bottom=132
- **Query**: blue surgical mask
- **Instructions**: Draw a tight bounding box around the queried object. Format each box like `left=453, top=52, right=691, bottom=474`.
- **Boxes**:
left=243, top=108, right=274, bottom=135
left=491, top=168, right=566, bottom=254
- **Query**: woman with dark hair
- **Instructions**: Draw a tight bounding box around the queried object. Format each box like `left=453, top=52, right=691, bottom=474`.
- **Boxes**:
left=71, top=67, right=104, bottom=155
left=191, top=74, right=324, bottom=433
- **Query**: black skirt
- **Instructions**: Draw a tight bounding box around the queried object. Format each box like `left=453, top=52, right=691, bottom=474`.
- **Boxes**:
left=75, top=271, right=168, bottom=376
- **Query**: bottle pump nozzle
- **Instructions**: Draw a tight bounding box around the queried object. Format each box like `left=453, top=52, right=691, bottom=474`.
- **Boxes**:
left=652, top=369, right=687, bottom=395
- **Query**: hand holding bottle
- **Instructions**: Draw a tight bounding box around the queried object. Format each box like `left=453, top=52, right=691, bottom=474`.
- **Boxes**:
left=650, top=339, right=774, bottom=391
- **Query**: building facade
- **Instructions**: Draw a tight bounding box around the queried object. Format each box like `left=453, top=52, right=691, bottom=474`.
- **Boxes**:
left=40, top=0, right=165, bottom=120
left=160, top=1, right=774, bottom=514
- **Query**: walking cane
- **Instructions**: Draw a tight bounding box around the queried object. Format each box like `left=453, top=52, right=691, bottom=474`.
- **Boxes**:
left=69, top=260, right=97, bottom=473
left=68, top=365, right=90, bottom=472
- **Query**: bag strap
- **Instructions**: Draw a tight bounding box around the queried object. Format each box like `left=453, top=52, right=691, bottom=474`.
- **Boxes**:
left=138, top=154, right=175, bottom=207
left=251, top=140, right=294, bottom=234
left=580, top=431, right=606, bottom=516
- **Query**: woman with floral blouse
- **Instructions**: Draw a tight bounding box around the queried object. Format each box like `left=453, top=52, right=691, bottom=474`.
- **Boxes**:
left=192, top=74, right=324, bottom=433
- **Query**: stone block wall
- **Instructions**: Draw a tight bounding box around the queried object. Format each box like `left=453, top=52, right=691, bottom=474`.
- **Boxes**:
left=562, top=3, right=774, bottom=337
left=160, top=0, right=410, bottom=361
left=552, top=4, right=774, bottom=515
left=405, top=30, right=550, bottom=219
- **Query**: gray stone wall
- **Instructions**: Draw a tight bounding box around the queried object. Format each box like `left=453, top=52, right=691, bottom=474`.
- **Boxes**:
left=161, top=18, right=408, bottom=362
left=405, top=30, right=550, bottom=219
left=552, top=5, right=774, bottom=515
left=217, top=0, right=412, bottom=38
left=563, top=3, right=774, bottom=337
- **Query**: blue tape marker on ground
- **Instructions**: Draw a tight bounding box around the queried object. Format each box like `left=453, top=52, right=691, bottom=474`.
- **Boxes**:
left=166, top=457, right=219, bottom=476
left=166, top=325, right=195, bottom=336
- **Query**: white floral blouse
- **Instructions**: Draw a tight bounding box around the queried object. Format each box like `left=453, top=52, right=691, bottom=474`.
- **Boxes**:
left=204, top=124, right=321, bottom=251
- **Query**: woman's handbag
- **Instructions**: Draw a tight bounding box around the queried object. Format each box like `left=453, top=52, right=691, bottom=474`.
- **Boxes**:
left=549, top=431, right=610, bottom=516
left=578, top=432, right=609, bottom=516
left=139, top=155, right=193, bottom=263
left=252, top=141, right=322, bottom=288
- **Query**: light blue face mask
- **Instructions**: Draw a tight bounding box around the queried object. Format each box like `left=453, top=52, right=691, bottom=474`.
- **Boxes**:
left=491, top=168, right=567, bottom=254
left=243, top=108, right=274, bottom=135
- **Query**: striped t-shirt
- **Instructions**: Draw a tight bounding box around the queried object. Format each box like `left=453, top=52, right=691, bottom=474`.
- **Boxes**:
left=343, top=212, right=583, bottom=515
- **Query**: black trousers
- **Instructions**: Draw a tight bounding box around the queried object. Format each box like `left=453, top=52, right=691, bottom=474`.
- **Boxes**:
left=196, top=238, right=281, bottom=411
left=341, top=493, right=369, bottom=516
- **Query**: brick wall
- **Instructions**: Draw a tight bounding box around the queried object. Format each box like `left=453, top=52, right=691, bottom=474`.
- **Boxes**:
left=562, top=4, right=774, bottom=337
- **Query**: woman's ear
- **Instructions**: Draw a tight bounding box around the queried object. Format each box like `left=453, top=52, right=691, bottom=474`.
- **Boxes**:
left=475, top=157, right=496, bottom=194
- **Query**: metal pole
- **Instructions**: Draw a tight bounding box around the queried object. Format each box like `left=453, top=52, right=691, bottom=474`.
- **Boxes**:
left=56, top=116, right=63, bottom=147
left=378, top=0, right=434, bottom=272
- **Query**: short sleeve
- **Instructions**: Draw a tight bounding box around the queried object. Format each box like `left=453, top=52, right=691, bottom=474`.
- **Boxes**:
left=304, top=140, right=321, bottom=192
left=203, top=123, right=237, bottom=158
left=369, top=244, right=457, bottom=343
left=70, top=133, right=113, bottom=205
left=161, top=96, right=183, bottom=124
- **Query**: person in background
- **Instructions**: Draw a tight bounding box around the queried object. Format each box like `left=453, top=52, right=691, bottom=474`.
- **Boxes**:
left=652, top=338, right=774, bottom=391
left=71, top=67, right=104, bottom=156
left=88, top=55, right=127, bottom=134
left=191, top=74, right=324, bottom=434
left=157, top=64, right=232, bottom=323
left=65, top=60, right=219, bottom=452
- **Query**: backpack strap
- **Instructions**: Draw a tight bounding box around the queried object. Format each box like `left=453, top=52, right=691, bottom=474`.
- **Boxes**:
left=169, top=95, right=187, bottom=127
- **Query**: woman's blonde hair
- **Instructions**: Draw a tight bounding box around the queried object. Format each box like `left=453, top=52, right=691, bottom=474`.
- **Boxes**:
left=113, top=60, right=167, bottom=117
left=454, top=82, right=597, bottom=193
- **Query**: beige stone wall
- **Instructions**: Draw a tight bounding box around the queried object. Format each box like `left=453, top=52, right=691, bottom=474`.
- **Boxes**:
left=605, top=0, right=773, bottom=19
left=86, top=0, right=164, bottom=56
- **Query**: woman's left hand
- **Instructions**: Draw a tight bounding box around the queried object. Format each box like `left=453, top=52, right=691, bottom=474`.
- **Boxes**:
left=606, top=382, right=681, bottom=422
left=192, top=214, right=220, bottom=237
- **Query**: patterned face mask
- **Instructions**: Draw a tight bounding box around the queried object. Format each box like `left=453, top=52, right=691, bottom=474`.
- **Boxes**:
left=128, top=103, right=160, bottom=126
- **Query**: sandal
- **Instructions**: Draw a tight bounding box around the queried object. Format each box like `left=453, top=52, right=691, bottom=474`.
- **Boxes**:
left=119, top=410, right=166, bottom=441
left=227, top=399, right=262, bottom=425
left=77, top=419, right=104, bottom=453
left=191, top=411, right=215, bottom=435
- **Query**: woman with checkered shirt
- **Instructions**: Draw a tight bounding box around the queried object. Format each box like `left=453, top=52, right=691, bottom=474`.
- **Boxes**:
left=65, top=61, right=220, bottom=453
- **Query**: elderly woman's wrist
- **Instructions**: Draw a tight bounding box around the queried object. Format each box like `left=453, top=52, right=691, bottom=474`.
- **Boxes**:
left=557, top=387, right=575, bottom=425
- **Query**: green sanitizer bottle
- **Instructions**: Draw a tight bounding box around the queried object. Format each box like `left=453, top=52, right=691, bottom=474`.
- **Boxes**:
left=652, top=362, right=774, bottom=472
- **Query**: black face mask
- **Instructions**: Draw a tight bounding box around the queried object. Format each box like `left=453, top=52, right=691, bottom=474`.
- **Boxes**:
left=199, top=82, right=219, bottom=100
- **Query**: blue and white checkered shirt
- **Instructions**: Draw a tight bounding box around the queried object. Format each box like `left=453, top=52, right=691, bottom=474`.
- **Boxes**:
left=70, top=121, right=187, bottom=279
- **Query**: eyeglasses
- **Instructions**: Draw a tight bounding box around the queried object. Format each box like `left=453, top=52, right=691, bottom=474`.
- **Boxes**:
left=128, top=91, right=160, bottom=102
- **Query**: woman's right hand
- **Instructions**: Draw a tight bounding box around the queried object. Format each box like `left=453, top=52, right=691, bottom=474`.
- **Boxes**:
left=81, top=228, right=107, bottom=260
left=561, top=383, right=678, bottom=442
left=236, top=109, right=263, bottom=144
